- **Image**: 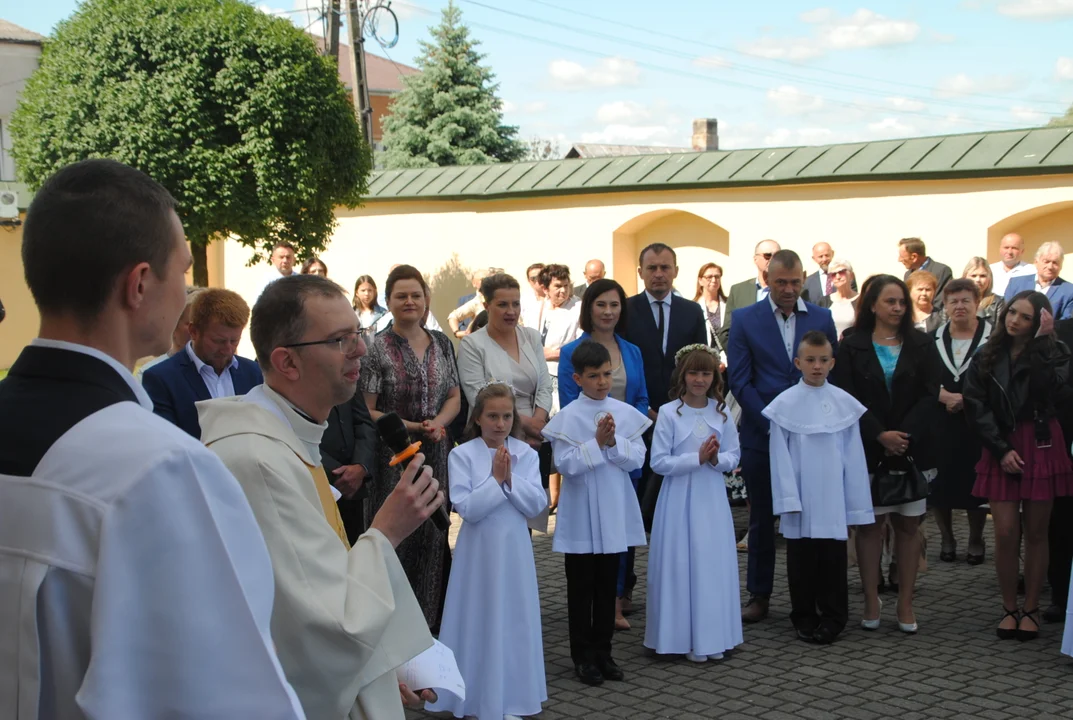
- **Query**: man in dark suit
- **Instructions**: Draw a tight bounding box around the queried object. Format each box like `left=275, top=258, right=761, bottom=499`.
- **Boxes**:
left=718, top=239, right=781, bottom=349
left=1004, top=241, right=1073, bottom=321
left=573, top=258, right=607, bottom=298
left=728, top=249, right=839, bottom=623
left=320, top=389, right=378, bottom=544
left=804, top=241, right=857, bottom=302
left=1047, top=317, right=1073, bottom=622
left=143, top=287, right=263, bottom=438
left=898, top=237, right=952, bottom=308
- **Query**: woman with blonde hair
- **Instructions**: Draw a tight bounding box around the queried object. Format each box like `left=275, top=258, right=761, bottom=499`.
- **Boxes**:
left=817, top=258, right=860, bottom=339
left=961, top=257, right=1007, bottom=327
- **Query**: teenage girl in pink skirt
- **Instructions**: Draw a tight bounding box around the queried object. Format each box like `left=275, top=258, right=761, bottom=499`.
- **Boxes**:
left=963, top=290, right=1073, bottom=641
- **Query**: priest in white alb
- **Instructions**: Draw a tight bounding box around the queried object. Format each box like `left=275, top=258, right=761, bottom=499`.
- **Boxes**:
left=199, top=274, right=447, bottom=720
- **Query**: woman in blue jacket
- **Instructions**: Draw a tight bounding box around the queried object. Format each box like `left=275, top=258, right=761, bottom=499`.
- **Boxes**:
left=559, top=278, right=649, bottom=630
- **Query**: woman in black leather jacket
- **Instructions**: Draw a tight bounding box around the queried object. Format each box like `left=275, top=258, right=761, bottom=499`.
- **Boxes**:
left=963, top=290, right=1073, bottom=641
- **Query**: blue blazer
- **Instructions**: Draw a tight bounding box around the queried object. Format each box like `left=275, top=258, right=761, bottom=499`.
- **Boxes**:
left=1004, top=275, right=1073, bottom=320
left=143, top=348, right=263, bottom=439
left=727, top=299, right=838, bottom=451
left=558, top=333, right=649, bottom=478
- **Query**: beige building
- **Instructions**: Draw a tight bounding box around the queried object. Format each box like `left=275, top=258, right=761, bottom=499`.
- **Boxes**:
left=4, top=125, right=1073, bottom=369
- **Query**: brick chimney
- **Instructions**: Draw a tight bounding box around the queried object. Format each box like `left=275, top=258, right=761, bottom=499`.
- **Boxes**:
left=691, top=118, right=719, bottom=152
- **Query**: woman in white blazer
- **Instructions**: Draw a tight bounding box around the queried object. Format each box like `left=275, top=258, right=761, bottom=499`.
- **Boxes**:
left=457, top=274, right=555, bottom=524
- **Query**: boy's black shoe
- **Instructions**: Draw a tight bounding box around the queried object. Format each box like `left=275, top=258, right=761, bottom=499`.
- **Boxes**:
left=594, top=656, right=625, bottom=681
left=811, top=625, right=837, bottom=645
left=575, top=662, right=604, bottom=686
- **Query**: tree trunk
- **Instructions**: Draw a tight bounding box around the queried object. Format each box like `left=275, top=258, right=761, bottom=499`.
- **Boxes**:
left=191, top=241, right=209, bottom=287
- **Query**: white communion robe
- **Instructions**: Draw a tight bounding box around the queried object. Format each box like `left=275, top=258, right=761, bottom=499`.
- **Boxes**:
left=762, top=380, right=874, bottom=540
left=198, top=384, right=432, bottom=720
left=1064, top=575, right=1073, bottom=657
left=0, top=340, right=303, bottom=720
left=542, top=394, right=652, bottom=554
left=644, top=398, right=744, bottom=657
left=429, top=437, right=548, bottom=719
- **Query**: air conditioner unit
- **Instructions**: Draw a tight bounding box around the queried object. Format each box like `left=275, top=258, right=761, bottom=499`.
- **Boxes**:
left=0, top=189, right=17, bottom=219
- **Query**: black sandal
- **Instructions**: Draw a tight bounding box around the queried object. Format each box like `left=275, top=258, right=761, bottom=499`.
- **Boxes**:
left=996, top=607, right=1020, bottom=640
left=1017, top=607, right=1041, bottom=641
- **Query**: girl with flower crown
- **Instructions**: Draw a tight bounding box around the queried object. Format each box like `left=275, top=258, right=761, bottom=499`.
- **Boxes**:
left=645, top=344, right=743, bottom=662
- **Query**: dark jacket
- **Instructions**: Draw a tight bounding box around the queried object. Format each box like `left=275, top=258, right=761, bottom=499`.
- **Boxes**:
left=624, top=292, right=706, bottom=409
left=142, top=348, right=263, bottom=438
left=963, top=338, right=1071, bottom=459
left=832, top=328, right=940, bottom=472
left=320, top=391, right=378, bottom=544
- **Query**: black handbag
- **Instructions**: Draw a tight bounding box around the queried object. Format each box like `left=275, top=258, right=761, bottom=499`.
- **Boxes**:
left=871, top=453, right=930, bottom=507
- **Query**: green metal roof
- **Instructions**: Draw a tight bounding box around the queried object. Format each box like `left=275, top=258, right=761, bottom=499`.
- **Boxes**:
left=366, top=126, right=1073, bottom=202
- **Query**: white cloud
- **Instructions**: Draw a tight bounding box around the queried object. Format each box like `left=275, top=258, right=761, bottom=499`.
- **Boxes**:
left=997, top=0, right=1073, bottom=19
left=501, top=100, right=517, bottom=113
left=742, top=8, right=921, bottom=60
left=935, top=72, right=1018, bottom=97
left=595, top=101, right=653, bottom=124
left=1058, top=57, right=1073, bottom=80
left=257, top=1, right=325, bottom=36
left=579, top=124, right=680, bottom=145
left=1011, top=105, right=1047, bottom=122
left=767, top=85, right=825, bottom=115
left=867, top=117, right=917, bottom=136
left=763, top=127, right=836, bottom=146
left=692, top=55, right=733, bottom=69
left=887, top=96, right=926, bottom=112
left=547, top=57, right=640, bottom=90
left=523, top=101, right=548, bottom=114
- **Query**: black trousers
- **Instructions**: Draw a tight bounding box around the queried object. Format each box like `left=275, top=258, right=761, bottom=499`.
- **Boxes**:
left=1048, top=496, right=1073, bottom=606
left=786, top=538, right=848, bottom=635
left=565, top=553, right=619, bottom=665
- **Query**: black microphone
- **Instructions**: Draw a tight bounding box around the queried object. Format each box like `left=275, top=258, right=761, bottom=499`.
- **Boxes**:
left=375, top=412, right=451, bottom=533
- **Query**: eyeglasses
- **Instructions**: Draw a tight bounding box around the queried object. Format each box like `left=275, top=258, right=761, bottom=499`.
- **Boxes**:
left=702, top=274, right=722, bottom=282
left=756, top=252, right=773, bottom=260
left=528, top=274, right=542, bottom=282
left=283, top=331, right=363, bottom=354
left=832, top=269, right=849, bottom=276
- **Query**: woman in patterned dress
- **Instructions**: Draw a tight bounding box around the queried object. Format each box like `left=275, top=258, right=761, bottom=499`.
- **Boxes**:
left=361, top=264, right=461, bottom=629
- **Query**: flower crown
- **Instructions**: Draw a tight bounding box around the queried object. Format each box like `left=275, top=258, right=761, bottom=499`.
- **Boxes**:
left=674, top=343, right=719, bottom=366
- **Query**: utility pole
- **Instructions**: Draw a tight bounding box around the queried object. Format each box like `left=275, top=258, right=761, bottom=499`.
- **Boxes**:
left=343, top=0, right=374, bottom=149
left=326, top=0, right=341, bottom=59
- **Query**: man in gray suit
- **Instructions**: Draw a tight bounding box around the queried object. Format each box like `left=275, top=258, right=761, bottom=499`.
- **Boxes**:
left=717, top=239, right=780, bottom=349
left=898, top=237, right=952, bottom=308
left=573, top=258, right=607, bottom=298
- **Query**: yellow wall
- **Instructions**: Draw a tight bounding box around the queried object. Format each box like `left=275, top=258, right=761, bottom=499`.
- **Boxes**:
left=0, top=219, right=38, bottom=369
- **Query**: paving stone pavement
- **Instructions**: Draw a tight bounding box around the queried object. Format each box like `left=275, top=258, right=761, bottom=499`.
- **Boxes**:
left=409, top=507, right=1073, bottom=720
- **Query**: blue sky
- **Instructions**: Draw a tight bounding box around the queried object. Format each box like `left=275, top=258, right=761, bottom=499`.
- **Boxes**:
left=8, top=0, right=1073, bottom=150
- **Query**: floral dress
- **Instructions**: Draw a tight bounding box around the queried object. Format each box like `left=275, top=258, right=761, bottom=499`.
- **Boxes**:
left=360, top=327, right=460, bottom=627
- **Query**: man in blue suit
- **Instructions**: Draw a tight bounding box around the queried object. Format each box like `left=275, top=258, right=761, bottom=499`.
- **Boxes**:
left=143, top=287, right=263, bottom=438
left=728, top=250, right=839, bottom=623
left=1004, top=241, right=1073, bottom=320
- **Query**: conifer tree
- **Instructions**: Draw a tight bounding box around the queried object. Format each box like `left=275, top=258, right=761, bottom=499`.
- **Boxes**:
left=382, top=0, right=524, bottom=168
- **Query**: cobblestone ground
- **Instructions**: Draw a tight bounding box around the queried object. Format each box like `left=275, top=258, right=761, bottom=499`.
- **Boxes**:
left=410, top=508, right=1073, bottom=720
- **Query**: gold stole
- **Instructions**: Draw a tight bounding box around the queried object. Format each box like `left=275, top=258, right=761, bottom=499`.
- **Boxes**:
left=307, top=462, right=351, bottom=550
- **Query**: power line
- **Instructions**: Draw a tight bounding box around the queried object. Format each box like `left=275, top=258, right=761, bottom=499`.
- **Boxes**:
left=515, top=0, right=1069, bottom=112
left=392, top=0, right=1026, bottom=129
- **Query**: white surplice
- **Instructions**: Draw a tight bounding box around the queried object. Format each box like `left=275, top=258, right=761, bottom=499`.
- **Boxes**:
left=198, top=384, right=432, bottom=720
left=429, top=437, right=548, bottom=719
left=542, top=394, right=651, bottom=554
left=1063, top=579, right=1073, bottom=657
left=644, top=398, right=744, bottom=656
left=762, top=380, right=874, bottom=540
left=0, top=341, right=303, bottom=720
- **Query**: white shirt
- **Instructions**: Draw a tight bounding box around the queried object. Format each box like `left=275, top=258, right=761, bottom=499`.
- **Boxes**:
left=989, top=260, right=1034, bottom=296
left=646, top=291, right=672, bottom=353
left=769, top=295, right=808, bottom=362
left=520, top=292, right=546, bottom=330
left=755, top=281, right=770, bottom=303
left=186, top=342, right=239, bottom=399
left=1037, top=278, right=1054, bottom=295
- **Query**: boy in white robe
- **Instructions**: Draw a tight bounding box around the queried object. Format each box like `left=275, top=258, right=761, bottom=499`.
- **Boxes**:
left=542, top=341, right=651, bottom=686
left=199, top=275, right=447, bottom=720
left=762, top=330, right=873, bottom=644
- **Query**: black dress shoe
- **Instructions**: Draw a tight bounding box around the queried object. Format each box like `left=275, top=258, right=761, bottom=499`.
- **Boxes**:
left=811, top=625, right=837, bottom=645
left=1043, top=604, right=1066, bottom=623
left=1017, top=607, right=1041, bottom=641
left=796, top=628, right=815, bottom=643
left=594, top=656, right=625, bottom=682
left=575, top=662, right=604, bottom=686
left=939, top=549, right=957, bottom=562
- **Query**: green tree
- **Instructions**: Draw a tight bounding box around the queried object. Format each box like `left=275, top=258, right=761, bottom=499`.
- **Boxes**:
left=1048, top=103, right=1073, bottom=127
left=381, top=0, right=524, bottom=169
left=10, top=0, right=369, bottom=286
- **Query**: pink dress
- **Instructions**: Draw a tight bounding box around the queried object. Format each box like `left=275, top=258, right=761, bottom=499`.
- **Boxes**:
left=973, top=418, right=1073, bottom=501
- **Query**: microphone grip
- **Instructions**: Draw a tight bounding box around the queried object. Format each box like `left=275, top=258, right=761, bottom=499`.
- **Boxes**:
left=412, top=460, right=452, bottom=533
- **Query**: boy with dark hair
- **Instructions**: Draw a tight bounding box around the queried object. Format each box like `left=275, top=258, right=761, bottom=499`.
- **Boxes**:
left=542, top=340, right=652, bottom=686
left=762, top=330, right=872, bottom=644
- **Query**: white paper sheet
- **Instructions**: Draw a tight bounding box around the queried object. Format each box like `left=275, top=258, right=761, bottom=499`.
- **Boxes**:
left=396, top=639, right=466, bottom=702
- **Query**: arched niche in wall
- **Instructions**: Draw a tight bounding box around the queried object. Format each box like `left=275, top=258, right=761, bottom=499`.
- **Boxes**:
left=611, top=209, right=731, bottom=296
left=987, top=199, right=1073, bottom=269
